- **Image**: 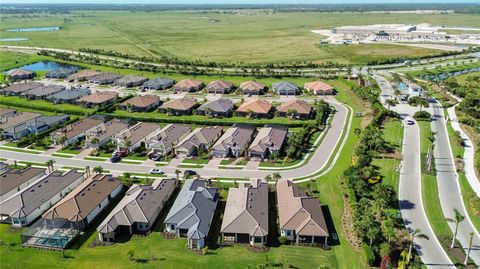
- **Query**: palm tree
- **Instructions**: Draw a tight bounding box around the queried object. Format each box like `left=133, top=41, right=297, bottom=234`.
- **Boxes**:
left=90, top=137, right=99, bottom=149
left=264, top=175, right=272, bottom=181
left=93, top=166, right=103, bottom=175
left=385, top=99, right=398, bottom=110
left=124, top=140, right=132, bottom=152
left=272, top=172, right=281, bottom=182
left=46, top=159, right=55, bottom=173
left=174, top=169, right=181, bottom=181
left=408, top=229, right=428, bottom=261
left=464, top=232, right=474, bottom=265
left=58, top=136, right=67, bottom=148
left=447, top=208, right=465, bottom=249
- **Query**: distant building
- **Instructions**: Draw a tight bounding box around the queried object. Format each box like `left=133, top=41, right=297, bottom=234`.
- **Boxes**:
left=115, top=122, right=161, bottom=153
left=272, top=81, right=298, bottom=96
left=51, top=118, right=104, bottom=146
left=45, top=69, right=77, bottom=79
left=158, top=97, right=198, bottom=115
left=146, top=124, right=191, bottom=157
left=276, top=99, right=313, bottom=119
left=119, top=94, right=161, bottom=112
left=66, top=70, right=101, bottom=82
left=196, top=99, right=234, bottom=118
left=173, top=79, right=203, bottom=92
left=84, top=119, right=129, bottom=148
left=141, top=78, right=175, bottom=91
left=206, top=80, right=234, bottom=94
left=1, top=82, right=43, bottom=96
left=236, top=99, right=273, bottom=118
left=6, top=69, right=35, bottom=81
left=87, top=73, right=122, bottom=85
left=239, top=81, right=266, bottom=95
left=113, top=75, right=148, bottom=88
left=304, top=81, right=334, bottom=96
left=77, top=92, right=118, bottom=107
left=20, top=85, right=65, bottom=100
left=48, top=88, right=91, bottom=104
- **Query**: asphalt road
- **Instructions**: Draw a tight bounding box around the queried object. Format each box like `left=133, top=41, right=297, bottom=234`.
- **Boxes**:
left=399, top=119, right=455, bottom=268
left=430, top=101, right=480, bottom=266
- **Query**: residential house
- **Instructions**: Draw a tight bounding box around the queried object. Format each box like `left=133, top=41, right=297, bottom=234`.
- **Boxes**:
left=158, top=97, right=198, bottom=115
left=173, top=79, right=203, bottom=92
left=77, top=92, right=118, bottom=108
left=66, top=70, right=101, bottom=82
left=48, top=88, right=91, bottom=104
left=175, top=126, right=223, bottom=157
left=114, top=75, right=148, bottom=88
left=97, top=178, right=178, bottom=242
left=87, top=73, right=122, bottom=85
left=51, top=118, right=104, bottom=146
left=272, top=81, right=298, bottom=96
left=0, top=167, right=46, bottom=203
left=276, top=99, right=313, bottom=119
left=304, top=81, right=334, bottom=96
left=142, top=78, right=175, bottom=91
left=239, top=81, right=266, bottom=95
left=211, top=124, right=256, bottom=158
left=146, top=124, right=191, bottom=157
left=276, top=180, right=329, bottom=246
left=0, top=112, right=41, bottom=139
left=164, top=179, right=218, bottom=250
left=118, top=94, right=161, bottom=112
left=220, top=179, right=269, bottom=246
left=236, top=99, right=273, bottom=118
left=20, top=85, right=65, bottom=100
left=85, top=119, right=129, bottom=148
left=2, top=114, right=69, bottom=140
left=206, top=80, right=234, bottom=94
left=42, top=174, right=122, bottom=231
left=45, top=69, right=77, bottom=79
left=6, top=69, right=35, bottom=81
left=196, top=99, right=234, bottom=118
left=115, top=122, right=162, bottom=153
left=1, top=82, right=43, bottom=96
left=0, top=170, right=85, bottom=227
left=249, top=126, right=288, bottom=159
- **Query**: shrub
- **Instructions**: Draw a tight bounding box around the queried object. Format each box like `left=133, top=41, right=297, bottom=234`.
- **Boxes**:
left=201, top=246, right=208, bottom=255
left=278, top=236, right=287, bottom=245
left=362, top=243, right=376, bottom=266
left=470, top=196, right=480, bottom=216
left=379, top=242, right=392, bottom=258
left=413, top=111, right=431, bottom=120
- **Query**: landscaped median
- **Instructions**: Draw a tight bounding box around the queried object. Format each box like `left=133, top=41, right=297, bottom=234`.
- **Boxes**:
left=0, top=145, right=43, bottom=154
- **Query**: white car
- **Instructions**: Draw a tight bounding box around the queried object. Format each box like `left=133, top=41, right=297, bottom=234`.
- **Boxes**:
left=149, top=168, right=164, bottom=175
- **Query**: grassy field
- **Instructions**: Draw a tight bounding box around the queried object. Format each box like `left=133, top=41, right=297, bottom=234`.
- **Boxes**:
left=2, top=11, right=478, bottom=65
left=0, top=96, right=95, bottom=116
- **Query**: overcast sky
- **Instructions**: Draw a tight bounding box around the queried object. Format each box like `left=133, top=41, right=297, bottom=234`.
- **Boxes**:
left=2, top=0, right=479, bottom=4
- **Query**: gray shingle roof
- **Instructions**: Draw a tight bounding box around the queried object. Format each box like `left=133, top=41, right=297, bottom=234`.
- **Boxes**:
left=197, top=99, right=234, bottom=113
left=249, top=126, right=288, bottom=153
left=147, top=124, right=191, bottom=151
left=272, top=81, right=298, bottom=93
left=211, top=124, right=256, bottom=153
left=142, top=78, right=175, bottom=89
left=49, top=88, right=91, bottom=102
left=175, top=126, right=223, bottom=153
left=0, top=167, right=46, bottom=196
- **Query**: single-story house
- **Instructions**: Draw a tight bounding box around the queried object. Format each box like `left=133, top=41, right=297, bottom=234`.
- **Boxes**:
left=304, top=81, right=334, bottom=95
left=276, top=99, right=313, bottom=119
left=66, top=70, right=101, bottom=82
left=141, top=78, right=175, bottom=91
left=146, top=124, right=191, bottom=157
left=2, top=114, right=69, bottom=140
left=196, top=99, right=234, bottom=118
left=85, top=119, right=129, bottom=148
left=87, top=73, right=122, bottom=85
left=0, top=112, right=41, bottom=138
left=276, top=180, right=329, bottom=246
left=118, top=94, right=161, bottom=112
left=173, top=79, right=203, bottom=92
left=0, top=170, right=85, bottom=227
left=97, top=178, right=178, bottom=242
left=236, top=99, right=273, bottom=118
left=48, top=88, right=91, bottom=104
left=272, top=81, right=298, bottom=96
left=221, top=179, right=269, bottom=246
left=175, top=126, right=223, bottom=157
left=115, top=122, right=162, bottom=153
left=206, top=80, right=234, bottom=94
left=164, top=179, right=218, bottom=250
left=6, top=69, right=35, bottom=81
left=211, top=124, right=256, bottom=158
left=248, top=126, right=288, bottom=160
left=239, top=81, right=266, bottom=95
left=45, top=68, right=77, bottom=79
left=113, top=75, right=148, bottom=88
left=1, top=82, right=43, bottom=96
left=0, top=167, right=46, bottom=203
left=51, top=117, right=104, bottom=146
left=42, top=174, right=122, bottom=231
left=20, top=85, right=65, bottom=100
left=77, top=92, right=118, bottom=108
left=158, top=97, right=198, bottom=115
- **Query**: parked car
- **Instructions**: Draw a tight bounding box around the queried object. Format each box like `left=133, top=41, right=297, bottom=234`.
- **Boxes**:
left=113, top=149, right=128, bottom=157
left=184, top=170, right=197, bottom=177
left=149, top=168, right=164, bottom=175
left=110, top=154, right=121, bottom=163
left=149, top=152, right=162, bottom=161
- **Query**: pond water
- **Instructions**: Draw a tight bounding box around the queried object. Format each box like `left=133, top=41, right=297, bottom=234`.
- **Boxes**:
left=421, top=67, right=480, bottom=81
left=14, top=61, right=79, bottom=72
left=6, top=26, right=60, bottom=32
left=0, top=38, right=29, bottom=42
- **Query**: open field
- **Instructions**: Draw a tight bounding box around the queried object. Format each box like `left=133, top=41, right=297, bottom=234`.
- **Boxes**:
left=3, top=11, right=479, bottom=65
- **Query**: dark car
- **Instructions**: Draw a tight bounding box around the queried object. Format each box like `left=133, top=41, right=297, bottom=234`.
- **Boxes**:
left=110, top=154, right=121, bottom=163
left=184, top=170, right=197, bottom=177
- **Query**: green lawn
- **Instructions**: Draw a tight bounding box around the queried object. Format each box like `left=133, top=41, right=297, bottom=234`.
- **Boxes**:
left=409, top=61, right=480, bottom=78
left=0, top=146, right=41, bottom=154
left=181, top=158, right=209, bottom=165
left=0, top=96, right=95, bottom=116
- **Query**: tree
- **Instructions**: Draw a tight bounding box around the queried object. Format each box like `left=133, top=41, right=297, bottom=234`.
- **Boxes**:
left=174, top=169, right=181, bottom=181
left=58, top=136, right=67, bottom=148
left=271, top=172, right=281, bottom=182
left=46, top=159, right=55, bottom=173
left=124, top=140, right=132, bottom=151
left=90, top=137, right=99, bottom=149
left=385, top=98, right=398, bottom=110
left=353, top=128, right=362, bottom=137
left=447, top=208, right=465, bottom=249
left=464, top=232, right=474, bottom=266
left=408, top=229, right=428, bottom=261
left=93, top=166, right=103, bottom=174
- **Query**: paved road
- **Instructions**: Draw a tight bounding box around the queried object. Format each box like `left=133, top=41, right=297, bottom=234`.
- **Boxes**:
left=0, top=100, right=350, bottom=183
left=430, top=101, right=480, bottom=266
left=399, top=119, right=455, bottom=268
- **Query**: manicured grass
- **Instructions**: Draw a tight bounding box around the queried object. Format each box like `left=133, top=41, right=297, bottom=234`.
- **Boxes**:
left=0, top=96, right=95, bottom=116
left=18, top=160, right=48, bottom=167
left=119, top=160, right=143, bottom=164
left=51, top=153, right=75, bottom=158
left=57, top=148, right=82, bottom=155
left=181, top=158, right=210, bottom=165
left=83, top=156, right=107, bottom=161
left=0, top=146, right=41, bottom=154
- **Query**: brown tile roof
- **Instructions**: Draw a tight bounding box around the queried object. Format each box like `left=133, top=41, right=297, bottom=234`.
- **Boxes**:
left=116, top=122, right=160, bottom=146
left=0, top=167, right=46, bottom=196
left=121, top=94, right=160, bottom=108
left=237, top=99, right=272, bottom=114
left=66, top=70, right=101, bottom=81
left=43, top=174, right=121, bottom=222
left=277, top=99, right=312, bottom=115
left=78, top=91, right=118, bottom=104
left=304, top=81, right=334, bottom=93
left=207, top=80, right=233, bottom=91
left=160, top=97, right=197, bottom=111
left=239, top=81, right=265, bottom=91
left=173, top=79, right=203, bottom=91
left=276, top=180, right=329, bottom=237
left=51, top=118, right=104, bottom=140
left=0, top=108, right=16, bottom=118
left=1, top=82, right=43, bottom=94
left=0, top=112, right=41, bottom=130
left=249, top=126, right=288, bottom=153
left=7, top=69, right=34, bottom=77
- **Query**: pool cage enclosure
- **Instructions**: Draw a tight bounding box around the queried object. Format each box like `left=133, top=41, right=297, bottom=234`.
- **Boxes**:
left=21, top=218, right=80, bottom=249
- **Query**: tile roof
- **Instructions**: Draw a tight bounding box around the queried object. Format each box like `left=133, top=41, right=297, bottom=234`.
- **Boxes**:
left=87, top=73, right=122, bottom=82
left=0, top=167, right=46, bottom=196
left=207, top=80, right=233, bottom=91
left=1, top=82, right=43, bottom=94
left=121, top=94, right=160, bottom=108
left=147, top=124, right=191, bottom=151
left=97, top=178, right=177, bottom=234
left=239, top=81, right=265, bottom=91
left=160, top=97, right=198, bottom=111
left=304, top=81, right=333, bottom=92
left=49, top=88, right=91, bottom=101
left=22, top=85, right=65, bottom=97
left=0, top=108, right=15, bottom=118
left=277, top=99, right=312, bottom=114
left=249, top=126, right=288, bottom=153
left=66, top=70, right=101, bottom=81
left=175, top=126, right=223, bottom=153
left=0, top=112, right=41, bottom=130
left=43, top=174, right=121, bottom=222
left=173, top=79, right=203, bottom=91
left=116, top=122, right=160, bottom=146
left=276, top=180, right=329, bottom=237
left=142, top=78, right=175, bottom=88
left=78, top=91, right=118, bottom=104
left=220, top=179, right=269, bottom=237
left=211, top=124, right=256, bottom=153
left=236, top=99, right=272, bottom=114
left=7, top=68, right=34, bottom=77
left=51, top=118, right=104, bottom=140
left=85, top=119, right=129, bottom=144
left=114, top=75, right=148, bottom=85
left=197, top=99, right=234, bottom=113
left=272, top=81, right=298, bottom=92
